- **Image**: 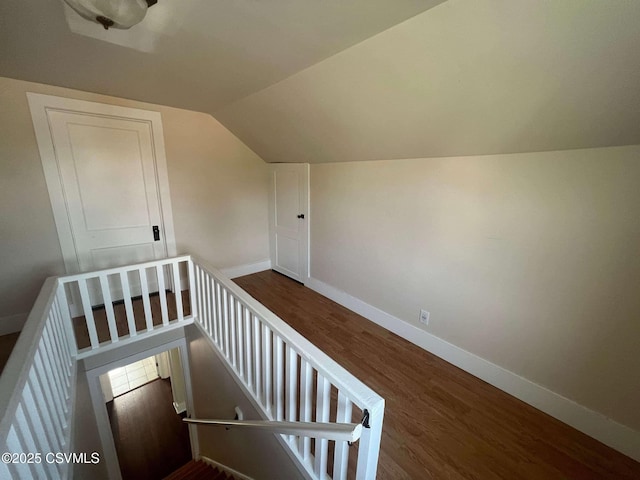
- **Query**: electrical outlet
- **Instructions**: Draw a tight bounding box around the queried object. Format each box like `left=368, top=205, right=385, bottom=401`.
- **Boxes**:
left=419, top=309, right=430, bottom=325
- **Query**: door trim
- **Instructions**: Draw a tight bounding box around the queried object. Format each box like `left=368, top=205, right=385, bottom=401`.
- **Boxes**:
left=27, top=92, right=177, bottom=274
left=268, top=163, right=310, bottom=283
left=84, top=337, right=196, bottom=480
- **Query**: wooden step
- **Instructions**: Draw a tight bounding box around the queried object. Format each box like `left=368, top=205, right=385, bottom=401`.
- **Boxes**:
left=164, top=459, right=233, bottom=480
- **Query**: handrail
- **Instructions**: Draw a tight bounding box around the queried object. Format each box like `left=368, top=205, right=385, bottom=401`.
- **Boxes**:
left=56, top=254, right=192, bottom=284
left=184, top=418, right=363, bottom=443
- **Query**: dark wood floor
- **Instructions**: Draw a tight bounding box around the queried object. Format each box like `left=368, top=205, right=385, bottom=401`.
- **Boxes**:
left=235, top=270, right=640, bottom=480
left=73, top=290, right=191, bottom=350
left=0, top=332, right=20, bottom=375
left=107, top=378, right=192, bottom=480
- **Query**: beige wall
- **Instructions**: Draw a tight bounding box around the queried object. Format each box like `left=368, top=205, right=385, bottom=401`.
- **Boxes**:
left=311, top=145, right=640, bottom=431
left=186, top=325, right=302, bottom=478
left=0, top=76, right=269, bottom=322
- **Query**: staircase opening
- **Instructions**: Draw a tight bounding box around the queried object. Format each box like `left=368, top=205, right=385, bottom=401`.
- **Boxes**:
left=107, top=375, right=191, bottom=479
left=86, top=341, right=196, bottom=480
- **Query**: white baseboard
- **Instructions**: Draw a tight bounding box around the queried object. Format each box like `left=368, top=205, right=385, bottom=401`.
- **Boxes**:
left=221, top=259, right=272, bottom=279
left=199, top=455, right=255, bottom=480
left=0, top=313, right=28, bottom=335
left=306, top=277, right=640, bottom=462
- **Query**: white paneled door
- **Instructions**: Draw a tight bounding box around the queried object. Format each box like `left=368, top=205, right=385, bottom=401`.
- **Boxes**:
left=269, top=163, right=309, bottom=283
left=47, top=110, right=166, bottom=271
left=29, top=93, right=176, bottom=301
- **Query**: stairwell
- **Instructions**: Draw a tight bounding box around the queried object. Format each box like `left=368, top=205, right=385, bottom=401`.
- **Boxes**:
left=164, top=460, right=236, bottom=480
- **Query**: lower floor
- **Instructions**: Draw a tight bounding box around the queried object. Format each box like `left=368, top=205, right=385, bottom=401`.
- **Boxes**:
left=107, top=377, right=191, bottom=479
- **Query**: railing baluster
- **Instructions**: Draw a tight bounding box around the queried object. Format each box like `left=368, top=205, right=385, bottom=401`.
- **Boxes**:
left=355, top=401, right=385, bottom=480
left=77, top=279, right=99, bottom=348
left=43, top=322, right=69, bottom=392
left=298, top=359, right=313, bottom=460
left=139, top=268, right=154, bottom=331
left=209, top=274, right=218, bottom=343
left=172, top=260, right=184, bottom=321
left=22, top=382, right=54, bottom=455
left=253, top=315, right=262, bottom=399
left=244, top=307, right=253, bottom=388
left=48, top=306, right=71, bottom=376
left=14, top=404, right=49, bottom=478
left=274, top=335, right=284, bottom=421
left=216, top=281, right=224, bottom=349
left=286, top=345, right=298, bottom=444
left=119, top=271, right=138, bottom=336
left=262, top=325, right=272, bottom=413
left=39, top=330, right=67, bottom=410
left=6, top=427, right=36, bottom=478
left=314, top=373, right=331, bottom=477
left=56, top=285, right=78, bottom=356
left=155, top=266, right=169, bottom=326
left=333, top=391, right=353, bottom=480
left=223, top=288, right=230, bottom=356
left=205, top=272, right=213, bottom=337
left=196, top=266, right=204, bottom=327
left=98, top=274, right=119, bottom=342
left=188, top=257, right=197, bottom=318
left=229, top=295, right=237, bottom=367
left=237, top=302, right=245, bottom=379
left=28, top=371, right=63, bottom=449
left=33, top=350, right=66, bottom=435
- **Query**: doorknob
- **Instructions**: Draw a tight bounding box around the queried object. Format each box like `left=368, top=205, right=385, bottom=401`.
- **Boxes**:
left=152, top=225, right=160, bottom=241
left=297, top=214, right=305, bottom=219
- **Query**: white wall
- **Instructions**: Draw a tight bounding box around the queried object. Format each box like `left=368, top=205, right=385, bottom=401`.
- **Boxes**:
left=310, top=145, right=640, bottom=433
left=185, top=325, right=302, bottom=479
left=0, top=76, right=270, bottom=329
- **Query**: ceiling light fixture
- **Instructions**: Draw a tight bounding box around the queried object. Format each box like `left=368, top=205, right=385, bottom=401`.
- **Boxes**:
left=63, top=0, right=158, bottom=30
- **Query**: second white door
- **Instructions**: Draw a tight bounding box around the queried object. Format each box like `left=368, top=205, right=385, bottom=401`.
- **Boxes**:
left=269, top=163, right=309, bottom=283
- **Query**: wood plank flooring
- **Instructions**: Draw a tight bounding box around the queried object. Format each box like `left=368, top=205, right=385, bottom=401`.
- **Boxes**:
left=234, top=270, right=640, bottom=480
left=73, top=290, right=191, bottom=350
left=107, top=378, right=192, bottom=480
left=0, top=332, right=19, bottom=375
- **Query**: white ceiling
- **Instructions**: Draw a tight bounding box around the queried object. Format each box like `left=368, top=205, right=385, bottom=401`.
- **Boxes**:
left=0, top=0, right=444, bottom=113
left=2, top=0, right=640, bottom=164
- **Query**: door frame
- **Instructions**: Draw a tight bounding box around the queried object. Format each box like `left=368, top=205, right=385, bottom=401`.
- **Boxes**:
left=84, top=337, right=197, bottom=480
left=27, top=92, right=177, bottom=274
left=268, top=163, right=310, bottom=283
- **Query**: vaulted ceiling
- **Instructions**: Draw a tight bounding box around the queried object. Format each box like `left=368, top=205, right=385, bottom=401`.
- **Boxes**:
left=2, top=0, right=640, bottom=163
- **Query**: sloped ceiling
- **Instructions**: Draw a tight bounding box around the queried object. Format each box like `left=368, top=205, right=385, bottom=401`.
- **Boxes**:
left=2, top=1, right=640, bottom=163
left=0, top=0, right=443, bottom=113
left=216, top=0, right=640, bottom=162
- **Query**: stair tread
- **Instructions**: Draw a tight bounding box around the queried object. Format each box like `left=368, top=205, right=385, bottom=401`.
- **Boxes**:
left=164, top=460, right=215, bottom=480
left=165, top=459, right=236, bottom=480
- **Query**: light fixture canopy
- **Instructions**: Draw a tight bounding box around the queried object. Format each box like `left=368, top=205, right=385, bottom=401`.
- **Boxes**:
left=63, top=0, right=152, bottom=30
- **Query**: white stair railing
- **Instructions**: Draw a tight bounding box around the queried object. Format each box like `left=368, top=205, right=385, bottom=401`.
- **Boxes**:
left=190, top=256, right=385, bottom=480
left=1, top=254, right=385, bottom=480
left=0, top=278, right=77, bottom=480
left=56, top=255, right=194, bottom=356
